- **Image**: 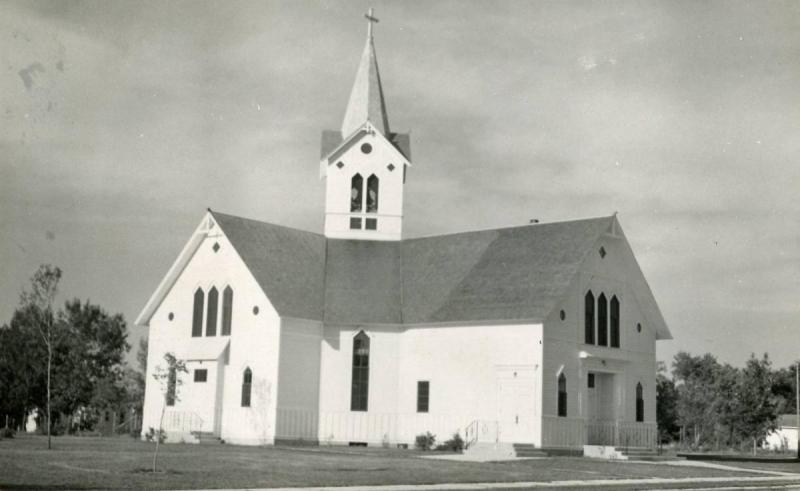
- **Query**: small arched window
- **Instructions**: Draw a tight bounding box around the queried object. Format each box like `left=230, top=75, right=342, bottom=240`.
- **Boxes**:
left=597, top=293, right=608, bottom=346
left=366, top=174, right=379, bottom=213
left=206, top=287, right=218, bottom=336
left=221, top=286, right=233, bottom=336
left=350, top=174, right=363, bottom=212
left=557, top=373, right=567, bottom=417
left=241, top=368, right=252, bottom=407
left=351, top=331, right=370, bottom=411
left=192, top=287, right=204, bottom=337
left=166, top=366, right=177, bottom=406
left=636, top=382, right=644, bottom=422
left=584, top=291, right=595, bottom=344
left=610, top=296, right=620, bottom=348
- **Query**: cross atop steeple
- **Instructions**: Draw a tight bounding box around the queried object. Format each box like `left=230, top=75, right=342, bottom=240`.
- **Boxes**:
left=364, top=8, right=379, bottom=39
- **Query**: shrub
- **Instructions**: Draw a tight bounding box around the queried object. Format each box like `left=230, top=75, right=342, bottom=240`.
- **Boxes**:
left=415, top=431, right=436, bottom=451
left=144, top=427, right=166, bottom=444
left=435, top=433, right=464, bottom=452
left=0, top=427, right=15, bottom=439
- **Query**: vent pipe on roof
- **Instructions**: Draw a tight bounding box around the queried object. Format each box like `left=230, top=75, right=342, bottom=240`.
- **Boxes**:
left=529, top=219, right=540, bottom=224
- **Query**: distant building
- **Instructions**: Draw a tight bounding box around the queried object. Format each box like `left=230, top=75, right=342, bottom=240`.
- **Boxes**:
left=136, top=11, right=671, bottom=451
left=764, top=414, right=798, bottom=451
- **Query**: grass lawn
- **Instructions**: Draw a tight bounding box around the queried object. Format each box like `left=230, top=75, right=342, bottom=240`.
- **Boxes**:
left=0, top=434, right=786, bottom=490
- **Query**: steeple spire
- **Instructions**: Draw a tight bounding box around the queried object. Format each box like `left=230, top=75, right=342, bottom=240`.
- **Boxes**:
left=341, top=8, right=390, bottom=137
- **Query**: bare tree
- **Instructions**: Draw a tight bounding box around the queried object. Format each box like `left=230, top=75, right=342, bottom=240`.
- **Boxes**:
left=20, top=265, right=62, bottom=450
left=151, top=352, right=187, bottom=472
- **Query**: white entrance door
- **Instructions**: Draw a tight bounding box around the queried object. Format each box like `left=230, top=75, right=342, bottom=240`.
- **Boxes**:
left=496, top=368, right=537, bottom=443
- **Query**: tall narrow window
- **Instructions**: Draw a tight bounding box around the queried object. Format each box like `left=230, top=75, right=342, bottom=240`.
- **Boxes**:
left=206, top=287, right=218, bottom=336
left=636, top=383, right=644, bottom=422
left=350, top=174, right=363, bottom=212
left=366, top=174, right=379, bottom=213
left=610, top=296, right=620, bottom=348
left=557, top=373, right=567, bottom=417
left=192, top=288, right=204, bottom=337
left=598, top=293, right=608, bottom=346
left=417, top=381, right=430, bottom=413
left=584, top=291, right=595, bottom=344
left=350, top=331, right=370, bottom=411
left=166, top=366, right=176, bottom=406
left=221, top=286, right=233, bottom=336
left=241, top=368, right=252, bottom=407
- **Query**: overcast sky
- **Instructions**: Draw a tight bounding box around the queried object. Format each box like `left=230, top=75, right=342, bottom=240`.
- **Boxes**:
left=2, top=0, right=798, bottom=368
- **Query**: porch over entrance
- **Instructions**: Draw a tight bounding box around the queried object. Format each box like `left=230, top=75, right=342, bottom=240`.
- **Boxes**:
left=542, top=415, right=657, bottom=449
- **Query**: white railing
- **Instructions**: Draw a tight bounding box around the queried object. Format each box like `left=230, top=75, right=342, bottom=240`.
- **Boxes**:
left=542, top=415, right=585, bottom=448
left=315, top=411, right=467, bottom=446
left=162, top=410, right=204, bottom=433
left=464, top=420, right=499, bottom=449
left=586, top=420, right=657, bottom=448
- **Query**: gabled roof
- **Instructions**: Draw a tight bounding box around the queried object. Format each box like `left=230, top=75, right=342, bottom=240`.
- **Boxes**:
left=212, top=212, right=327, bottom=321
left=138, top=211, right=669, bottom=339
left=320, top=128, right=411, bottom=162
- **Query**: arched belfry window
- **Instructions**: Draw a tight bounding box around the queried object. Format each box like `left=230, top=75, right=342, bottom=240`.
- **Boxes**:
left=351, top=331, right=370, bottom=411
left=206, top=286, right=218, bottom=336
left=584, top=291, right=595, bottom=344
left=366, top=174, right=379, bottom=213
left=598, top=293, right=608, bottom=346
left=192, top=287, right=204, bottom=337
left=221, top=286, right=233, bottom=336
left=610, top=296, right=620, bottom=348
left=636, top=383, right=644, bottom=422
left=350, top=174, right=363, bottom=212
left=557, top=373, right=567, bottom=417
left=241, top=368, right=252, bottom=407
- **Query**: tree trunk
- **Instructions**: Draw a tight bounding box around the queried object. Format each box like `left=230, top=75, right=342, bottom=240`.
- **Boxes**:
left=753, top=437, right=757, bottom=456
left=46, top=340, right=51, bottom=450
left=153, top=400, right=166, bottom=473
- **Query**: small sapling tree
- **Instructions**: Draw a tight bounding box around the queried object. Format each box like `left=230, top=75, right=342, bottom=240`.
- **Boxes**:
left=151, top=352, right=187, bottom=472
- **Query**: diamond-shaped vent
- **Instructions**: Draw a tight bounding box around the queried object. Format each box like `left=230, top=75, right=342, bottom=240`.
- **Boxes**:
left=213, top=242, right=220, bottom=253
left=336, top=161, right=344, bottom=169
left=599, top=246, right=606, bottom=258
left=387, top=163, right=395, bottom=171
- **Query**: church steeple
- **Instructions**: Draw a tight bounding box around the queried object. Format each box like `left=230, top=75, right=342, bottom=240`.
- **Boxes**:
left=341, top=8, right=390, bottom=137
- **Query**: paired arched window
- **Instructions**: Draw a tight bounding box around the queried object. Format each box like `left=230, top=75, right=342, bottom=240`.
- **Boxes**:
left=584, top=290, right=621, bottom=348
left=241, top=368, right=252, bottom=407
left=221, top=286, right=233, bottom=336
left=584, top=291, right=595, bottom=344
left=192, top=288, right=204, bottom=337
left=350, top=174, right=363, bottom=212
left=349, top=173, right=380, bottom=214
left=635, top=382, right=644, bottom=422
left=206, top=287, right=218, bottom=336
left=557, top=373, right=567, bottom=417
left=166, top=366, right=177, bottom=406
left=597, top=293, right=608, bottom=346
left=610, top=296, right=620, bottom=348
left=350, top=331, right=370, bottom=411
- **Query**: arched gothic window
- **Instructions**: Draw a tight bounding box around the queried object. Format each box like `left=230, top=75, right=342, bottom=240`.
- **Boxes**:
left=221, top=286, right=233, bottom=336
left=598, top=293, right=608, bottom=346
left=557, top=373, right=567, bottom=417
left=636, top=382, right=644, bottom=422
left=206, top=287, right=218, bottom=336
left=366, top=174, right=379, bottom=213
left=166, top=366, right=177, bottom=406
left=350, top=174, right=363, bottom=212
left=610, top=296, right=620, bottom=348
left=584, top=291, right=595, bottom=344
left=350, top=331, right=370, bottom=411
left=241, top=368, right=252, bottom=407
left=192, top=287, right=204, bottom=337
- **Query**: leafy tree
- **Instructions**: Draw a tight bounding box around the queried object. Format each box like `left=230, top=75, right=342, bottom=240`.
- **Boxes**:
left=0, top=310, right=46, bottom=430
left=672, top=351, right=720, bottom=447
left=151, top=352, right=187, bottom=472
left=19, top=265, right=61, bottom=449
left=656, top=361, right=679, bottom=442
left=737, top=354, right=778, bottom=454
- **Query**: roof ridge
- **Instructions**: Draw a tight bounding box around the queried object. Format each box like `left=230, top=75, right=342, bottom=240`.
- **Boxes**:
left=404, top=215, right=615, bottom=242
left=210, top=210, right=326, bottom=238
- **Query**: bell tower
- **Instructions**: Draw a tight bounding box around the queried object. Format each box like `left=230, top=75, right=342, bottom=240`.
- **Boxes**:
left=319, top=9, right=411, bottom=241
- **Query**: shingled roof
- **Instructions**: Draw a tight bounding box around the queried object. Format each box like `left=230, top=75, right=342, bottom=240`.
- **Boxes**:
left=212, top=211, right=614, bottom=325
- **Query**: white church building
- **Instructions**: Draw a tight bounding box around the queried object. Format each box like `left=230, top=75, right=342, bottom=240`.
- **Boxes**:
left=137, top=13, right=671, bottom=452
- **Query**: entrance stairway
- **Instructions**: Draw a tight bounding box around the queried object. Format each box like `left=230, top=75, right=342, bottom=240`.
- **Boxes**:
left=512, top=443, right=549, bottom=458
left=618, top=447, right=671, bottom=461
left=193, top=431, right=222, bottom=445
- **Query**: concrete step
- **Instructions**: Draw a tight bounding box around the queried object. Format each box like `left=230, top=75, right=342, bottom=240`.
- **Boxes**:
left=512, top=443, right=549, bottom=458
